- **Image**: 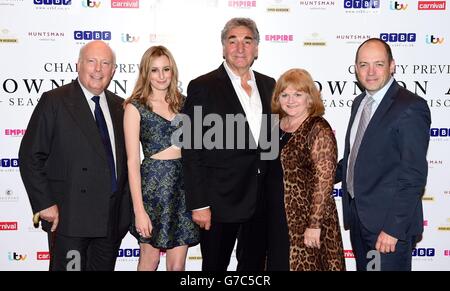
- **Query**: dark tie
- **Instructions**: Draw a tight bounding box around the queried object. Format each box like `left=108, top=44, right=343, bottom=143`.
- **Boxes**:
left=91, top=96, right=117, bottom=193
left=347, top=95, right=375, bottom=198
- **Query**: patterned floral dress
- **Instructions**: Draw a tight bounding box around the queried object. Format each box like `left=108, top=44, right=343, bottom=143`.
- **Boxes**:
left=129, top=100, right=199, bottom=249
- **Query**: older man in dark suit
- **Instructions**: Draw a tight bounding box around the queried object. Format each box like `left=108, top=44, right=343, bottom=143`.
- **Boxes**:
left=19, top=40, right=130, bottom=271
left=336, top=38, right=431, bottom=271
left=181, top=18, right=276, bottom=271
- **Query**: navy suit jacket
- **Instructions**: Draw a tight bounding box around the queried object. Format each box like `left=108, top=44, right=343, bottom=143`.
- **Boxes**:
left=19, top=80, right=131, bottom=238
left=336, top=80, right=431, bottom=241
left=181, top=64, right=275, bottom=223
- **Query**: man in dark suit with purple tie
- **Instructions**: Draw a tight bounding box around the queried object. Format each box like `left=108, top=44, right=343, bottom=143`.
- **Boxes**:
left=19, top=40, right=130, bottom=271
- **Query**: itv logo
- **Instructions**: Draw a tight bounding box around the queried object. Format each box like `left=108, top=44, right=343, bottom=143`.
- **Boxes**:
left=380, top=33, right=416, bottom=42
left=390, top=1, right=408, bottom=10
left=121, top=33, right=139, bottom=43
left=426, top=35, right=444, bottom=44
left=344, top=0, right=380, bottom=8
left=74, top=31, right=111, bottom=40
left=82, top=0, right=101, bottom=8
left=8, top=252, right=27, bottom=261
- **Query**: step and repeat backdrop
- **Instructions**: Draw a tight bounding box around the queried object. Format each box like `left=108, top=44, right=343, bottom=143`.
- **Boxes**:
left=0, top=0, right=449, bottom=271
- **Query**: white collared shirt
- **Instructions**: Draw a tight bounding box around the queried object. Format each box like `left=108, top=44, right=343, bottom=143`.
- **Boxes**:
left=223, top=61, right=263, bottom=144
left=78, top=80, right=117, bottom=167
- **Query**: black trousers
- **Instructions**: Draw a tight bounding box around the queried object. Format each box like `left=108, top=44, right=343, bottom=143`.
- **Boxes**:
left=200, top=177, right=267, bottom=271
left=48, top=195, right=122, bottom=271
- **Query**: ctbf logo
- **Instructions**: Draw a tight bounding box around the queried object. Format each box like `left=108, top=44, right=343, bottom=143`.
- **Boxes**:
left=380, top=33, right=416, bottom=42
left=74, top=31, right=111, bottom=40
left=332, top=188, right=343, bottom=197
left=1, top=159, right=19, bottom=167
left=344, top=0, right=380, bottom=8
left=412, top=248, right=435, bottom=257
left=118, top=248, right=140, bottom=257
left=34, top=0, right=72, bottom=4
left=426, top=35, right=444, bottom=44
left=0, top=222, right=18, bottom=231
left=390, top=1, right=408, bottom=10
left=430, top=128, right=450, bottom=137
left=82, top=0, right=101, bottom=8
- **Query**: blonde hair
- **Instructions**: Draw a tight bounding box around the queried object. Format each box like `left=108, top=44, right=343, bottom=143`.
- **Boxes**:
left=271, top=68, right=324, bottom=118
left=124, top=45, right=182, bottom=113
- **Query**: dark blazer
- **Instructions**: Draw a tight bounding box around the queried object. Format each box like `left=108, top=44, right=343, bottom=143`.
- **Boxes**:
left=336, top=80, right=431, bottom=241
left=19, top=80, right=130, bottom=238
left=181, top=64, right=275, bottom=223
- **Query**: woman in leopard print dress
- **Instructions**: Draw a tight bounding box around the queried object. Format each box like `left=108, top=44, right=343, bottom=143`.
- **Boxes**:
left=271, top=68, right=345, bottom=271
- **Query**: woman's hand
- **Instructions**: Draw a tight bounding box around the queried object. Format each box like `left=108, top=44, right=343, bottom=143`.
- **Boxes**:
left=304, top=228, right=321, bottom=248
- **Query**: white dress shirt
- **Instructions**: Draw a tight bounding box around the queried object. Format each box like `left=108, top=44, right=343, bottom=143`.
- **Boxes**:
left=223, top=61, right=263, bottom=145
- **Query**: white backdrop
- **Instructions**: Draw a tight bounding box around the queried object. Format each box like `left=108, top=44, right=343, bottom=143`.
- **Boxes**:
left=1, top=0, right=449, bottom=271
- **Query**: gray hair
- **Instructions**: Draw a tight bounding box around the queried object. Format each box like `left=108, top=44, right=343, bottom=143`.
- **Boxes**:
left=221, top=17, right=260, bottom=45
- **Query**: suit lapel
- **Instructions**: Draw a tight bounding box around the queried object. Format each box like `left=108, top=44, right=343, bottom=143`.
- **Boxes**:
left=216, top=64, right=246, bottom=116
left=106, top=92, right=124, bottom=181
left=360, top=81, right=397, bottom=148
left=63, top=80, right=107, bottom=162
left=345, top=93, right=364, bottom=157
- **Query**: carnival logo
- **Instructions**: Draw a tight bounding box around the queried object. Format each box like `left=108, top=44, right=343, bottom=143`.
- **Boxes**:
left=111, top=0, right=138, bottom=8
left=444, top=250, right=450, bottom=256
left=418, top=1, right=446, bottom=10
left=380, top=33, right=416, bottom=42
left=37, top=252, right=50, bottom=260
left=344, top=250, right=355, bottom=258
left=426, top=34, right=444, bottom=44
left=390, top=1, right=408, bottom=10
left=265, top=34, right=294, bottom=43
left=73, top=31, right=111, bottom=40
left=228, top=0, right=256, bottom=8
left=0, top=222, right=18, bottom=231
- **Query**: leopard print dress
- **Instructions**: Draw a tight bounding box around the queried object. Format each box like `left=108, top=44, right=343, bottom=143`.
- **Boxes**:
left=281, top=116, right=345, bottom=271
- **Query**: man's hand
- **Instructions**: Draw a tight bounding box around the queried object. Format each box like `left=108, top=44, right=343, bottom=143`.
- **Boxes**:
left=376, top=231, right=398, bottom=253
left=192, top=208, right=211, bottom=230
left=39, top=204, right=59, bottom=232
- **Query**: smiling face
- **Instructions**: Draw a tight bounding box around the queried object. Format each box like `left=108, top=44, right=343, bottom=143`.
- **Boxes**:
left=279, top=85, right=310, bottom=120
left=149, top=55, right=172, bottom=93
left=355, top=40, right=395, bottom=95
left=77, top=41, right=115, bottom=95
left=222, top=25, right=258, bottom=75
